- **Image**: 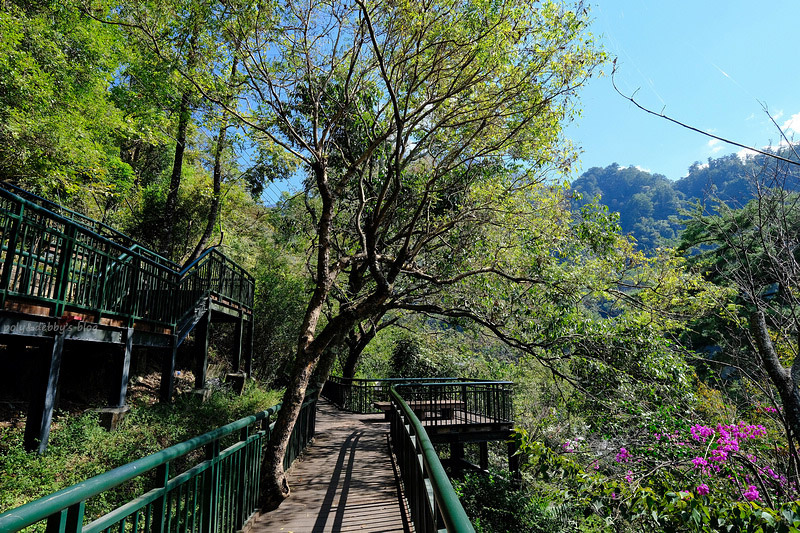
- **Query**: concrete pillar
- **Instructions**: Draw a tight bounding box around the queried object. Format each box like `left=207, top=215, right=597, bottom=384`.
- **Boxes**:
left=24, top=333, right=65, bottom=453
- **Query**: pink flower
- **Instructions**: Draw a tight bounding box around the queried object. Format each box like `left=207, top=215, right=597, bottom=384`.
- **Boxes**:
left=690, top=424, right=714, bottom=442
left=615, top=447, right=631, bottom=463
left=696, top=484, right=710, bottom=496
left=742, top=485, right=760, bottom=501
left=624, top=470, right=633, bottom=483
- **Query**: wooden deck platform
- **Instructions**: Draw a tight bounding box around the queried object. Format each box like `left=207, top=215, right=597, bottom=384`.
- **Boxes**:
left=246, top=399, right=413, bottom=532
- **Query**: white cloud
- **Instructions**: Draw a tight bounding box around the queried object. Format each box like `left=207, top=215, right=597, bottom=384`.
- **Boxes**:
left=782, top=112, right=800, bottom=134
left=737, top=148, right=759, bottom=162
left=707, top=138, right=723, bottom=153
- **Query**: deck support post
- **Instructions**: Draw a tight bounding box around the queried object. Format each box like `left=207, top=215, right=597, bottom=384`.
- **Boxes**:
left=24, top=332, right=65, bottom=453
left=450, top=442, right=464, bottom=462
left=243, top=319, right=253, bottom=378
left=479, top=442, right=489, bottom=471
left=232, top=315, right=243, bottom=373
left=508, top=440, right=520, bottom=480
left=108, top=327, right=133, bottom=408
left=194, top=307, right=210, bottom=390
left=159, top=334, right=178, bottom=403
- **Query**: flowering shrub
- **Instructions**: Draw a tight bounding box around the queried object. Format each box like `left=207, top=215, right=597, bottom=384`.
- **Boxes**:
left=513, top=418, right=800, bottom=532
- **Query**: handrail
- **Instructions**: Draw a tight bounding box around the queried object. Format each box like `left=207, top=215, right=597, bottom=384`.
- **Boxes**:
left=0, top=187, right=172, bottom=273
left=390, top=385, right=475, bottom=533
left=0, top=181, right=179, bottom=270
left=0, top=391, right=318, bottom=532
left=0, top=184, right=254, bottom=326
left=323, top=376, right=463, bottom=413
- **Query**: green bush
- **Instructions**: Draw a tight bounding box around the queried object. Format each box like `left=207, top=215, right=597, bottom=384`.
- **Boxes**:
left=454, top=472, right=566, bottom=533
left=0, top=383, right=281, bottom=519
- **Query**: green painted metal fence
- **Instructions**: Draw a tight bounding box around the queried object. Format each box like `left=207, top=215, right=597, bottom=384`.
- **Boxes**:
left=0, top=394, right=317, bottom=533
left=322, top=376, right=462, bottom=413
left=0, top=184, right=254, bottom=326
left=389, top=385, right=475, bottom=533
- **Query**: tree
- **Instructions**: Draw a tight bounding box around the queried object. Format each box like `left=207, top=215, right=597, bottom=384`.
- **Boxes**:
left=680, top=156, right=800, bottom=479
left=0, top=0, right=131, bottom=201
left=175, top=0, right=604, bottom=508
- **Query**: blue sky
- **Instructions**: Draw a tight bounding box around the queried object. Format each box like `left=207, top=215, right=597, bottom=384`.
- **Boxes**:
left=567, top=1, right=800, bottom=180
left=263, top=1, right=800, bottom=202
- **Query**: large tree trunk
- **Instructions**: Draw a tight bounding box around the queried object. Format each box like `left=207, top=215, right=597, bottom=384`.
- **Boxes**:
left=259, top=347, right=319, bottom=510
left=163, top=90, right=192, bottom=258
left=342, top=325, right=376, bottom=379
left=750, top=309, right=800, bottom=441
left=260, top=161, right=336, bottom=510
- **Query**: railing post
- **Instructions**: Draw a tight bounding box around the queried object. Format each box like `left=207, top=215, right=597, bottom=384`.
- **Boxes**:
left=0, top=201, right=23, bottom=306
left=202, top=439, right=221, bottom=533
left=151, top=463, right=170, bottom=533
left=44, top=501, right=84, bottom=533
left=53, top=224, right=77, bottom=317
left=236, top=426, right=249, bottom=528
left=128, top=256, right=142, bottom=319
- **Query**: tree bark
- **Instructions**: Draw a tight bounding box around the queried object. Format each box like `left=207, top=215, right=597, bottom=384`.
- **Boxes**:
left=163, top=90, right=192, bottom=258
left=342, top=325, right=376, bottom=379
left=184, top=119, right=224, bottom=266
left=749, top=309, right=800, bottom=441
left=259, top=348, right=318, bottom=510
left=260, top=161, right=337, bottom=510
left=184, top=57, right=238, bottom=267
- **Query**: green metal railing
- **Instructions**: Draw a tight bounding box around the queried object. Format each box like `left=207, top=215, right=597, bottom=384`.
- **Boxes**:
left=0, top=182, right=179, bottom=270
left=322, top=376, right=462, bottom=413
left=389, top=385, right=475, bottom=533
left=0, top=185, right=254, bottom=327
left=0, top=393, right=317, bottom=533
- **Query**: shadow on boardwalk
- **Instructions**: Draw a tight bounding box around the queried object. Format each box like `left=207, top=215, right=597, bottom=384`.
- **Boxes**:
left=247, top=399, right=413, bottom=532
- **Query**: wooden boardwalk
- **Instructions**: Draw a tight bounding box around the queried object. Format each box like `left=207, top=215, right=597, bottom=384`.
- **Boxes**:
left=247, top=400, right=413, bottom=532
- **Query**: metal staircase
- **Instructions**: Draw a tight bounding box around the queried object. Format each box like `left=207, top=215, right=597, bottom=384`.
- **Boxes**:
left=0, top=182, right=255, bottom=452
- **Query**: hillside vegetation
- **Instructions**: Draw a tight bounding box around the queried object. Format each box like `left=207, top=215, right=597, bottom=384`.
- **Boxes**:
left=1, top=1, right=800, bottom=531
left=572, top=152, right=800, bottom=249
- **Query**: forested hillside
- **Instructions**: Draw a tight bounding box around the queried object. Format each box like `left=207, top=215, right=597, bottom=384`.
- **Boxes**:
left=572, top=152, right=800, bottom=248
left=2, top=1, right=800, bottom=532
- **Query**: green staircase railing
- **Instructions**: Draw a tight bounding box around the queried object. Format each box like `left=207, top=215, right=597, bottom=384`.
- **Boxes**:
left=0, top=184, right=254, bottom=328
left=0, top=393, right=317, bottom=533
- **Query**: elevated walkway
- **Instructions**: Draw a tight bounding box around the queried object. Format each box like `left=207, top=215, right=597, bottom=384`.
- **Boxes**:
left=247, top=399, right=411, bottom=532
left=0, top=182, right=255, bottom=452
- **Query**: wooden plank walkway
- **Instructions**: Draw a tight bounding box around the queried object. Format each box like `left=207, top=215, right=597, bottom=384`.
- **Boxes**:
left=246, top=399, right=413, bottom=532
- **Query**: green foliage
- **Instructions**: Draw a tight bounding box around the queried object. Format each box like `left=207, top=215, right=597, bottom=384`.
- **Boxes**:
left=0, top=1, right=131, bottom=193
left=454, top=472, right=565, bottom=533
left=0, top=383, right=281, bottom=519
left=252, top=244, right=309, bottom=385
